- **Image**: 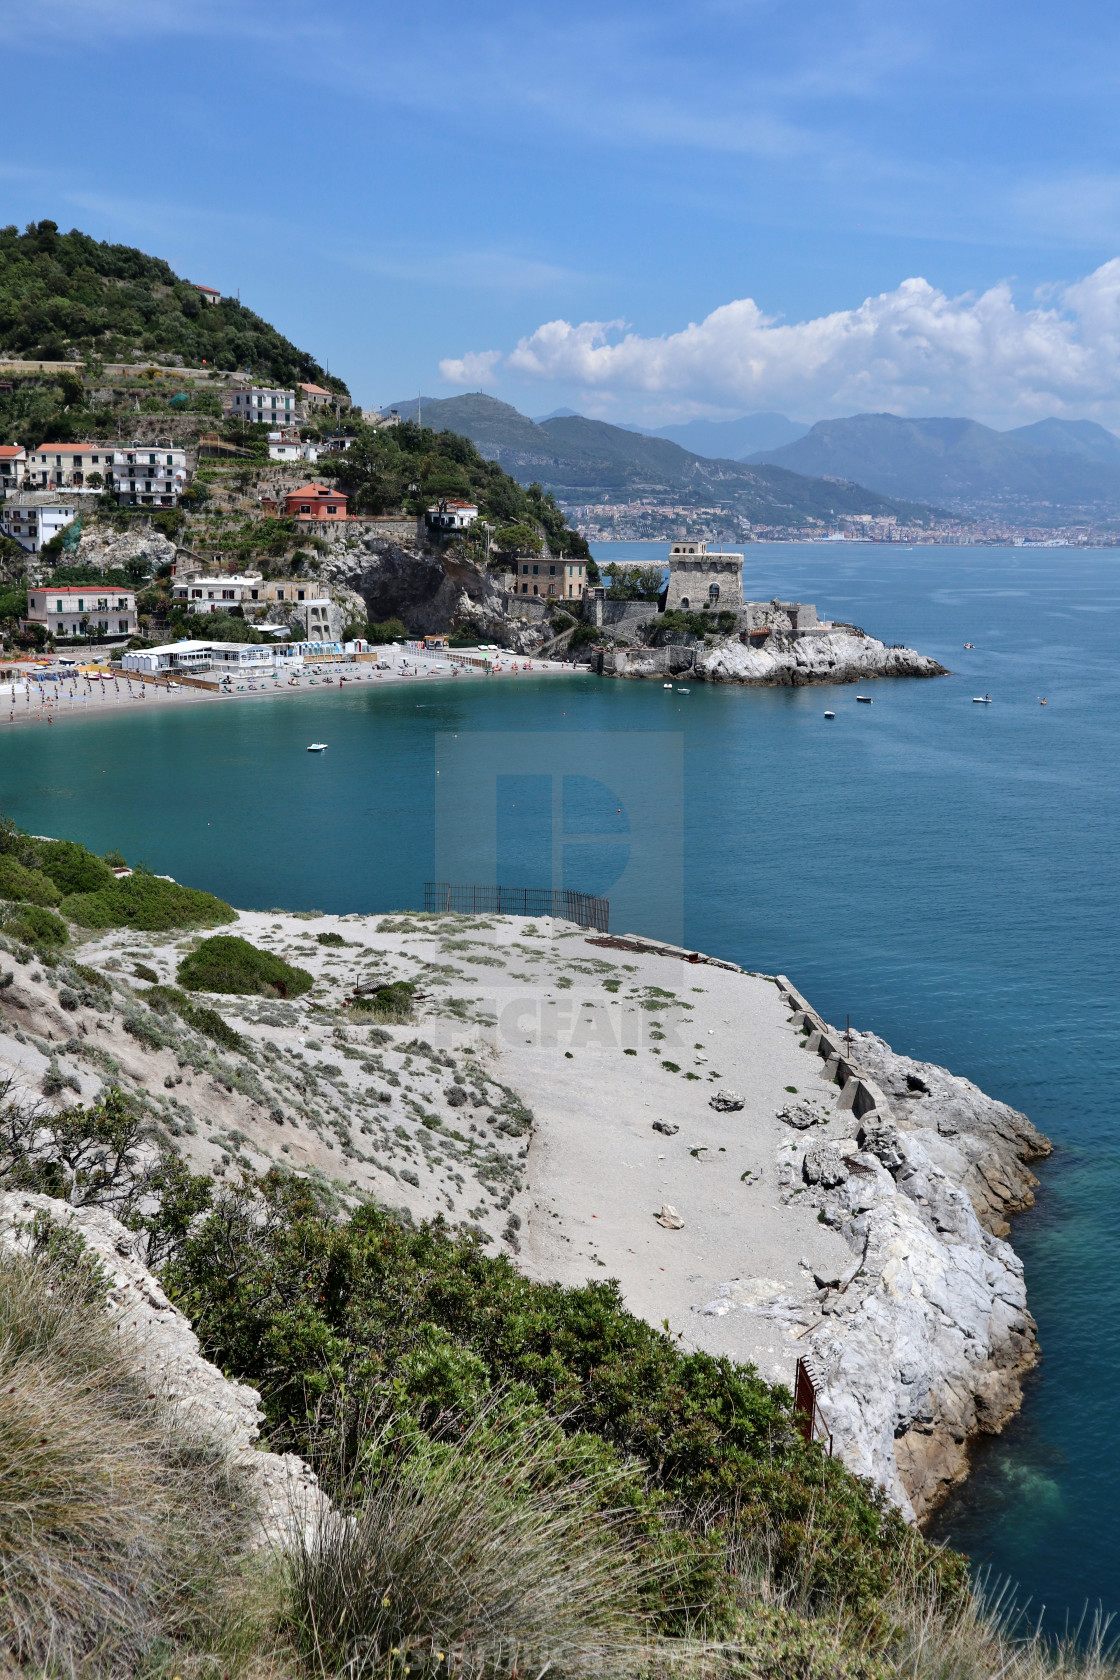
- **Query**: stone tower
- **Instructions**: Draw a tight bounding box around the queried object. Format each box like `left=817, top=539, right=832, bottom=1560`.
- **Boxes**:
left=663, top=541, right=744, bottom=612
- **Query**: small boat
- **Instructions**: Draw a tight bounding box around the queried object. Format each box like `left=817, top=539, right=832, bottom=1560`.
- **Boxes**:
left=676, top=687, right=690, bottom=694
left=824, top=710, right=835, bottom=719
left=307, top=742, right=328, bottom=752
left=972, top=696, right=992, bottom=704
left=855, top=695, right=872, bottom=704
left=663, top=682, right=673, bottom=689
left=1040, top=697, right=1047, bottom=706
left=964, top=642, right=974, bottom=649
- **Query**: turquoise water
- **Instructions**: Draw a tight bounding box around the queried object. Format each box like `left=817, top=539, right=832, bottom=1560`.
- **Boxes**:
left=2, top=541, right=1119, bottom=1620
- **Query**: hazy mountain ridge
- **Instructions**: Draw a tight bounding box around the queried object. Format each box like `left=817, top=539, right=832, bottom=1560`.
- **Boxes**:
left=748, top=412, right=1120, bottom=517
left=390, top=394, right=938, bottom=526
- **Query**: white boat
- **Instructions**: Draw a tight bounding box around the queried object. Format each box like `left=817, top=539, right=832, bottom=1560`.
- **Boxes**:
left=824, top=710, right=835, bottom=719
left=663, top=682, right=673, bottom=689
left=855, top=695, right=872, bottom=704
left=676, top=687, right=690, bottom=694
left=972, top=697, right=992, bottom=704
left=307, top=742, right=328, bottom=752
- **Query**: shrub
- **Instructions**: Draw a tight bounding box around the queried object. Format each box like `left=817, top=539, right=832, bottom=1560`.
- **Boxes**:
left=1, top=902, right=68, bottom=949
left=35, top=837, right=115, bottom=895
left=348, top=979, right=416, bottom=1022
left=177, top=934, right=312, bottom=998
left=168, top=1176, right=964, bottom=1625
left=145, top=982, right=247, bottom=1052
left=62, top=868, right=235, bottom=932
left=317, top=930, right=347, bottom=947
left=0, top=854, right=61, bottom=907
left=0, top=1249, right=247, bottom=1674
left=367, top=616, right=409, bottom=642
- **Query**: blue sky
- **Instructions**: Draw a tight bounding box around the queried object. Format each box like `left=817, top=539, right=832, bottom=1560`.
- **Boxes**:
left=8, top=0, right=1120, bottom=426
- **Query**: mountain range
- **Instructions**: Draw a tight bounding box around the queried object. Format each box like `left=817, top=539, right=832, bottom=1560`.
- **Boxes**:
left=747, top=413, right=1120, bottom=518
left=387, top=395, right=936, bottom=527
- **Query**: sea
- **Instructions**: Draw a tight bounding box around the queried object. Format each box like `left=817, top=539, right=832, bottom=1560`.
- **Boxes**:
left=2, top=538, right=1118, bottom=1623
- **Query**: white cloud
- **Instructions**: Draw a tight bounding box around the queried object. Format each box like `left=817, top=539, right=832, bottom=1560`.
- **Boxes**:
left=439, top=350, right=503, bottom=385
left=484, top=262, right=1120, bottom=426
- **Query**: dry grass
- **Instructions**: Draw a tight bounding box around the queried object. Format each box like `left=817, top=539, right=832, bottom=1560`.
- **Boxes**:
left=283, top=1415, right=665, bottom=1680
left=0, top=1249, right=250, bottom=1676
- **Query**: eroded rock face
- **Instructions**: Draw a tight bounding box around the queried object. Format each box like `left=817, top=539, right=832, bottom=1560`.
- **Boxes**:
left=845, top=1029, right=1051, bottom=1236
left=0, top=1191, right=330, bottom=1552
left=694, top=629, right=947, bottom=687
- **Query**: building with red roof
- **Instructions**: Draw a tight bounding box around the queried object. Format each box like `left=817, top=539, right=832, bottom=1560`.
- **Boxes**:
left=283, top=484, right=347, bottom=521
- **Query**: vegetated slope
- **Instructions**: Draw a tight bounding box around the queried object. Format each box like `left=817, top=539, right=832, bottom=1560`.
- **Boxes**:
left=390, top=393, right=937, bottom=526
left=0, top=220, right=345, bottom=391
left=329, top=417, right=590, bottom=556
left=749, top=412, right=1120, bottom=517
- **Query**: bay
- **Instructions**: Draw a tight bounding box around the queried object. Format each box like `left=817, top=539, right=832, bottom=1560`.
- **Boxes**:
left=2, top=540, right=1118, bottom=1621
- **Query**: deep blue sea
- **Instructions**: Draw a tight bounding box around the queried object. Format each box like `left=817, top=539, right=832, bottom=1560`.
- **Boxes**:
left=2, top=540, right=1118, bottom=1622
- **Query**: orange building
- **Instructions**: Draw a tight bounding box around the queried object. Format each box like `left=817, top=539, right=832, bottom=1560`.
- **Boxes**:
left=283, top=483, right=348, bottom=521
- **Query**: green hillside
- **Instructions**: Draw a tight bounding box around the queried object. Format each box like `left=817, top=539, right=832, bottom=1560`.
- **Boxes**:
left=0, top=220, right=346, bottom=391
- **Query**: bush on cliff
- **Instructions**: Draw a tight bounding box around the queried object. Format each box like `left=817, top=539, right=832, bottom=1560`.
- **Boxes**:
left=35, top=837, right=116, bottom=895
left=63, top=868, right=236, bottom=932
left=177, top=934, right=312, bottom=998
left=167, top=1173, right=966, bottom=1630
left=1, top=901, right=68, bottom=949
left=0, top=854, right=61, bottom=907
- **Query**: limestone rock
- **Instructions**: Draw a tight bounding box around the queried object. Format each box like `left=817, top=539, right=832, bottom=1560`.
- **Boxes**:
left=655, top=1203, right=684, bottom=1229
left=652, top=1121, right=679, bottom=1136
left=777, top=1098, right=829, bottom=1129
left=0, top=1191, right=332, bottom=1552
left=803, top=1143, right=850, bottom=1189
left=709, top=1089, right=744, bottom=1112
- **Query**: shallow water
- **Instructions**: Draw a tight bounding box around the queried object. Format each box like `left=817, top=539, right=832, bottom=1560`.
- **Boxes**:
left=2, top=541, right=1118, bottom=1621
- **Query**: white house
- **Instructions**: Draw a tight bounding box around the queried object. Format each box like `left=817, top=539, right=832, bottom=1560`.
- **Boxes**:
left=268, top=438, right=318, bottom=462
left=171, top=575, right=332, bottom=619
left=222, top=386, right=296, bottom=426
left=194, top=284, right=221, bottom=305
left=426, top=499, right=478, bottom=532
left=25, top=584, right=136, bottom=639
left=0, top=492, right=80, bottom=552
left=111, top=447, right=189, bottom=506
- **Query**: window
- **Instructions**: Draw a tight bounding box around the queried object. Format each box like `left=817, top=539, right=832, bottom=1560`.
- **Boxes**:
left=709, top=583, right=720, bottom=602
left=522, top=564, right=529, bottom=574
left=327, top=505, right=336, bottom=514
left=532, top=564, right=539, bottom=575
left=297, top=590, right=306, bottom=601
left=549, top=565, right=556, bottom=575
left=118, top=620, right=128, bottom=632
left=300, top=505, right=310, bottom=514
left=55, top=601, right=62, bottom=613
left=680, top=597, right=690, bottom=609
left=276, top=589, right=284, bottom=600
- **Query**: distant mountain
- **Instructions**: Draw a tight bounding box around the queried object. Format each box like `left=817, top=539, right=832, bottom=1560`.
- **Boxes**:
left=391, top=393, right=938, bottom=528
left=648, top=413, right=810, bottom=457
left=748, top=413, right=1120, bottom=517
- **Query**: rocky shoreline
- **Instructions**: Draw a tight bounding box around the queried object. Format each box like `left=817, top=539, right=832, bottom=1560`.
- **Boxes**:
left=598, top=626, right=947, bottom=686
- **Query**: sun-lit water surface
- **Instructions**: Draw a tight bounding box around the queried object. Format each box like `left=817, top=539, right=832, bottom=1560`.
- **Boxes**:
left=2, top=541, right=1118, bottom=1621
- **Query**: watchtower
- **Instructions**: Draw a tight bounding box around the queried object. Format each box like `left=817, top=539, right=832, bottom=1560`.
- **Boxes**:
left=664, top=541, right=744, bottom=612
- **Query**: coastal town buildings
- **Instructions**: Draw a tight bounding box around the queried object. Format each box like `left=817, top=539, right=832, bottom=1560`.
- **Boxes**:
left=110, top=446, right=188, bottom=506
left=222, top=385, right=296, bottom=426
left=0, top=492, right=80, bottom=552
left=123, top=639, right=302, bottom=677
left=268, top=438, right=318, bottom=462
left=25, top=583, right=136, bottom=639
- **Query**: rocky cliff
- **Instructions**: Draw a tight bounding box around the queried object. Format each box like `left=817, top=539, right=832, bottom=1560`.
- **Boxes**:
left=602, top=625, right=946, bottom=685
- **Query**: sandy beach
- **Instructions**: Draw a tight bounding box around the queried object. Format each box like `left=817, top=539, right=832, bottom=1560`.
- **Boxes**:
left=0, top=647, right=585, bottom=729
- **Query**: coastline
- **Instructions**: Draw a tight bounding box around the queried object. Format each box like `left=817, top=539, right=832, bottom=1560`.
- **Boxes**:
left=0, top=902, right=1046, bottom=1523
left=0, top=650, right=584, bottom=730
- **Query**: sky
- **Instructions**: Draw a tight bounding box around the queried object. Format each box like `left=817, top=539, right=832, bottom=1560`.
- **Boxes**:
left=7, top=0, right=1120, bottom=428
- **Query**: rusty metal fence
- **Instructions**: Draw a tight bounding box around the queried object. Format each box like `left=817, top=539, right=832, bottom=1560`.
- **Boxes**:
left=423, top=882, right=610, bottom=932
left=794, top=1357, right=834, bottom=1456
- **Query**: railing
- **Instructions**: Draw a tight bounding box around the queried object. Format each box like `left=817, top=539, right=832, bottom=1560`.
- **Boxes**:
left=794, top=1357, right=833, bottom=1456
left=423, top=882, right=610, bottom=932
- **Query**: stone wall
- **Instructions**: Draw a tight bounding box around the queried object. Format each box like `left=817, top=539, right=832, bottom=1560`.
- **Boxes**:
left=664, top=555, right=744, bottom=611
